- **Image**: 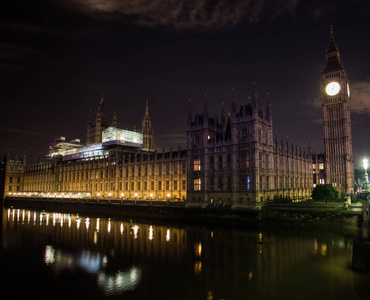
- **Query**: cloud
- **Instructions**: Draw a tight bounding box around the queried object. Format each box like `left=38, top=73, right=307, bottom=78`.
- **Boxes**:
left=351, top=78, right=370, bottom=115
left=48, top=0, right=303, bottom=30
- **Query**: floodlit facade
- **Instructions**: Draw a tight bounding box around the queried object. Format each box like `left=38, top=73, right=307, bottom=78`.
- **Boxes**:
left=187, top=88, right=313, bottom=207
left=0, top=153, right=26, bottom=197
left=21, top=103, right=187, bottom=201
left=320, top=26, right=354, bottom=195
left=2, top=28, right=355, bottom=204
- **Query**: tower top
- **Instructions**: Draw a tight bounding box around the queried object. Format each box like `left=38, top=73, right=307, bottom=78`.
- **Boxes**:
left=145, top=99, right=149, bottom=116
left=323, top=25, right=343, bottom=73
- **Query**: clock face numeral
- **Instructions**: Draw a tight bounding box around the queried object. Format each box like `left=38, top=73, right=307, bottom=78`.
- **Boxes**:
left=325, top=81, right=340, bottom=96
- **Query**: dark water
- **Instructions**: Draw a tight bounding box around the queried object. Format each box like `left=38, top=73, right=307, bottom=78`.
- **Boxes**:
left=1, top=206, right=369, bottom=300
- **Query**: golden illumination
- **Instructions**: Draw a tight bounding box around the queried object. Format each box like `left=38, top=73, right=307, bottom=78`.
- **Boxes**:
left=149, top=225, right=153, bottom=240
left=195, top=242, right=202, bottom=257
left=96, top=218, right=100, bottom=232
left=107, top=219, right=111, bottom=234
left=193, top=158, right=201, bottom=171
left=321, top=243, right=327, bottom=256
left=131, top=225, right=139, bottom=239
left=194, top=261, right=202, bottom=275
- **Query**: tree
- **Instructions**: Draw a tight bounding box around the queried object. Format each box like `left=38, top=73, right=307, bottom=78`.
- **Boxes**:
left=354, top=168, right=366, bottom=192
left=312, top=184, right=341, bottom=202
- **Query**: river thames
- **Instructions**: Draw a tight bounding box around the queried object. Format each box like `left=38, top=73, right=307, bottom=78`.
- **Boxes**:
left=1, top=206, right=369, bottom=299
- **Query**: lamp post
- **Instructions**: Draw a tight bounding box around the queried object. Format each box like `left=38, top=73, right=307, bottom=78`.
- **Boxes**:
left=364, top=159, right=369, bottom=191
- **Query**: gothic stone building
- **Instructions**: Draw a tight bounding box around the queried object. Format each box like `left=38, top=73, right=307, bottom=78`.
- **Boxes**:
left=5, top=28, right=355, bottom=205
left=0, top=153, right=26, bottom=198
left=186, top=88, right=313, bottom=207
left=320, top=27, right=354, bottom=195
left=22, top=102, right=187, bottom=201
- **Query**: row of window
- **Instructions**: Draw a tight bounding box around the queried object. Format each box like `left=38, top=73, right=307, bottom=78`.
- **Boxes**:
left=193, top=175, right=311, bottom=191
left=8, top=177, right=21, bottom=183
left=194, top=153, right=312, bottom=172
left=8, top=186, right=21, bottom=192
left=53, top=179, right=188, bottom=192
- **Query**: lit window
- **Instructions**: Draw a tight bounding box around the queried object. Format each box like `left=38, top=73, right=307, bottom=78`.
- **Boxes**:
left=319, top=163, right=324, bottom=170
left=194, top=178, right=201, bottom=191
left=194, top=158, right=201, bottom=171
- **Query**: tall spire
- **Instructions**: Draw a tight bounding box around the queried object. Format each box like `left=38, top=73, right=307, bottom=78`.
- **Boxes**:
left=142, top=100, right=155, bottom=150
left=87, top=110, right=92, bottom=125
left=266, top=92, right=272, bottom=121
left=145, top=99, right=149, bottom=116
left=323, top=25, right=343, bottom=73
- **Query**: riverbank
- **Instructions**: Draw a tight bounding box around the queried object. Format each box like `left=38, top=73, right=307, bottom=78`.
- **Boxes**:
left=3, top=197, right=259, bottom=226
left=259, top=201, right=362, bottom=226
left=3, top=197, right=363, bottom=227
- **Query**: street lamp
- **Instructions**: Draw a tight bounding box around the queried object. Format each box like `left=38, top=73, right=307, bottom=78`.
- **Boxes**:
left=364, top=158, right=369, bottom=191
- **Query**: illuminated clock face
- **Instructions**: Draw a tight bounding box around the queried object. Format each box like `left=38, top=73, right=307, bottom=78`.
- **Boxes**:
left=347, top=83, right=350, bottom=97
left=325, top=81, right=340, bottom=96
left=325, top=82, right=340, bottom=96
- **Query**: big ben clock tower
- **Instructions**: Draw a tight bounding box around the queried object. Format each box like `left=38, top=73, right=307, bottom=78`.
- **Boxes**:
left=321, top=26, right=354, bottom=195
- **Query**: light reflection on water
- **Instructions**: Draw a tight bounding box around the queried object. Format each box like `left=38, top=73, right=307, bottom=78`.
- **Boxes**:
left=1, top=207, right=369, bottom=299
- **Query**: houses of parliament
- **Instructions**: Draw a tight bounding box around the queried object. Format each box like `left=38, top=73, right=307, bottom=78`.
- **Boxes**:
left=1, top=28, right=354, bottom=207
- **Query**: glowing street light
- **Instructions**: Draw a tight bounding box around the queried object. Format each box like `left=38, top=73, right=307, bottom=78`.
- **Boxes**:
left=364, top=158, right=369, bottom=191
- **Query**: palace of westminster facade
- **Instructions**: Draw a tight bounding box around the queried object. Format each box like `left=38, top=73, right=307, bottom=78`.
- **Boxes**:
left=1, top=29, right=355, bottom=206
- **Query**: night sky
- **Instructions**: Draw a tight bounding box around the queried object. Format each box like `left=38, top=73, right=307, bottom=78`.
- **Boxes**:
left=1, top=0, right=370, bottom=168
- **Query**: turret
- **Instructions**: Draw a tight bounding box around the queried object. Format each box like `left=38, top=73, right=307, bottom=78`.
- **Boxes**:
left=95, top=106, right=102, bottom=143
left=142, top=100, right=155, bottom=150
